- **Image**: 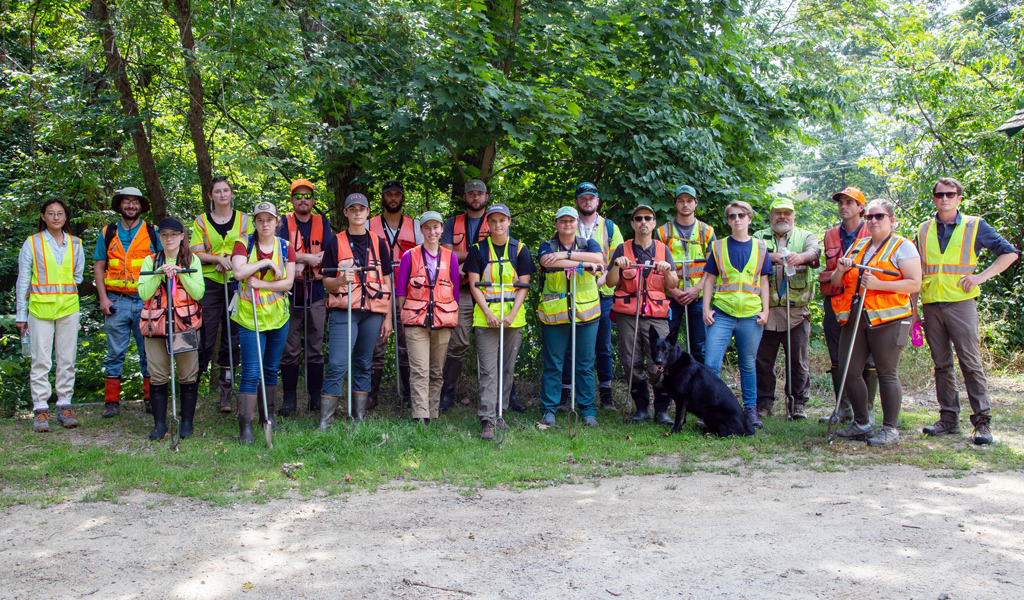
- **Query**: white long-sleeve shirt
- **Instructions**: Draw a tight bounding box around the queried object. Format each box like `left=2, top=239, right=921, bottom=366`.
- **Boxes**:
left=16, top=230, right=86, bottom=322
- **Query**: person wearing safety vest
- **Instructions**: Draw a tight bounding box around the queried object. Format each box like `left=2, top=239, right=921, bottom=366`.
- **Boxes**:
left=914, top=177, right=1018, bottom=446
left=138, top=218, right=205, bottom=441
left=831, top=199, right=921, bottom=447
left=702, top=200, right=771, bottom=429
left=94, top=186, right=161, bottom=419
left=817, top=187, right=878, bottom=426
left=571, top=182, right=625, bottom=410
left=276, top=178, right=333, bottom=417
left=656, top=184, right=716, bottom=365
left=606, top=204, right=679, bottom=425
left=230, top=202, right=296, bottom=445
left=465, top=204, right=534, bottom=441
left=368, top=180, right=423, bottom=411
left=753, top=198, right=820, bottom=420
left=190, top=176, right=254, bottom=413
left=396, top=211, right=459, bottom=423
left=320, top=193, right=395, bottom=428
left=16, top=198, right=85, bottom=432
left=438, top=178, right=492, bottom=413
left=537, top=206, right=605, bottom=427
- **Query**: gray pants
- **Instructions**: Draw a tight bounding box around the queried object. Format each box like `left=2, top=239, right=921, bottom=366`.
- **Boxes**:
left=444, top=292, right=476, bottom=362
left=840, top=314, right=906, bottom=429
left=616, top=316, right=669, bottom=385
left=474, top=326, right=522, bottom=423
left=282, top=299, right=326, bottom=365
left=755, top=319, right=811, bottom=411
left=922, top=299, right=990, bottom=425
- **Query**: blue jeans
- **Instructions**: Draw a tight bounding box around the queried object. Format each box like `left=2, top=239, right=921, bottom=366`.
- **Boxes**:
left=668, top=299, right=707, bottom=365
left=238, top=322, right=289, bottom=393
left=544, top=320, right=599, bottom=416
left=323, top=310, right=383, bottom=397
left=103, top=293, right=149, bottom=379
left=563, top=296, right=614, bottom=388
left=704, top=308, right=763, bottom=408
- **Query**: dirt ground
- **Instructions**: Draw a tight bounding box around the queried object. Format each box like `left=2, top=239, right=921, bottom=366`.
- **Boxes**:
left=2, top=465, right=1023, bottom=600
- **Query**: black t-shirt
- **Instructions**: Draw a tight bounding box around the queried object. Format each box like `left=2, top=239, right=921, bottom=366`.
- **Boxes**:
left=322, top=231, right=394, bottom=313
left=276, top=215, right=333, bottom=304
left=464, top=238, right=536, bottom=279
left=208, top=211, right=235, bottom=238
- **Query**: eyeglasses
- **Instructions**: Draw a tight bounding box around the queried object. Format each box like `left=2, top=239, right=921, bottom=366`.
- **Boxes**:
left=864, top=213, right=890, bottom=221
left=633, top=215, right=655, bottom=222
left=44, top=212, right=66, bottom=218
left=726, top=213, right=748, bottom=220
left=293, top=193, right=314, bottom=200
left=932, top=191, right=959, bottom=199
left=121, top=199, right=141, bottom=206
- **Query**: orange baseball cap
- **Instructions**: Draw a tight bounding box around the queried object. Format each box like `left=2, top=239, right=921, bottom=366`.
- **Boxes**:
left=831, top=187, right=865, bottom=204
left=290, top=179, right=316, bottom=194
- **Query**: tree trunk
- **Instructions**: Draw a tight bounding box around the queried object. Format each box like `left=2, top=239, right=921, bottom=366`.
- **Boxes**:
left=172, top=0, right=214, bottom=212
left=91, top=0, right=167, bottom=221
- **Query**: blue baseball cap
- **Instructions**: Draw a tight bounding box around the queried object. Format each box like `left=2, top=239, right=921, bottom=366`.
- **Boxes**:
left=486, top=203, right=511, bottom=219
left=575, top=182, right=599, bottom=198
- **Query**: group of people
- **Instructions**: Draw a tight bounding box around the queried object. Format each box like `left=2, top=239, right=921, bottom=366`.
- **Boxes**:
left=15, top=175, right=1016, bottom=446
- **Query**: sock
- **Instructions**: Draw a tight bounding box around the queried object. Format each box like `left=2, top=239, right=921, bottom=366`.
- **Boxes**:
left=56, top=398, right=72, bottom=409
left=33, top=401, right=49, bottom=412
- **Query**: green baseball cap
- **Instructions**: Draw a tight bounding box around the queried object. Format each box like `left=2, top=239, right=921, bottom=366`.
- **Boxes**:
left=673, top=185, right=697, bottom=199
left=769, top=198, right=795, bottom=212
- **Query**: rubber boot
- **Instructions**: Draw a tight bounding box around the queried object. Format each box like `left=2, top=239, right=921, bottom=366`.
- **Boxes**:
left=179, top=381, right=199, bottom=439
left=353, top=391, right=369, bottom=421
left=439, top=358, right=462, bottom=414
left=279, top=364, right=299, bottom=417
left=258, top=385, right=280, bottom=431
left=556, top=386, right=571, bottom=412
left=148, top=383, right=169, bottom=440
left=819, top=367, right=854, bottom=424
left=368, top=368, right=384, bottom=411
left=237, top=392, right=256, bottom=445
left=102, top=377, right=121, bottom=418
left=508, top=382, right=527, bottom=412
left=143, top=377, right=152, bottom=414
left=319, top=395, right=339, bottom=431
left=218, top=367, right=234, bottom=413
left=307, top=362, right=324, bottom=413
left=399, top=365, right=412, bottom=410
left=653, top=387, right=673, bottom=426
left=599, top=385, right=615, bottom=410
left=864, top=367, right=878, bottom=428
left=628, top=380, right=651, bottom=423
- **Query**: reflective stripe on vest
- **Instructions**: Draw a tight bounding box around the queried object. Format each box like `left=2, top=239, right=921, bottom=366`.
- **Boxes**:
left=369, top=215, right=417, bottom=264
left=917, top=216, right=981, bottom=303
left=537, top=237, right=601, bottom=325
left=401, top=246, right=459, bottom=329
left=833, top=236, right=913, bottom=327
left=611, top=240, right=671, bottom=319
left=232, top=236, right=290, bottom=331
left=473, top=238, right=527, bottom=328
left=191, top=211, right=251, bottom=284
left=29, top=233, right=80, bottom=320
left=285, top=213, right=325, bottom=280
left=657, top=220, right=711, bottom=285
left=103, top=222, right=153, bottom=295
left=711, top=237, right=766, bottom=319
left=325, top=231, right=391, bottom=314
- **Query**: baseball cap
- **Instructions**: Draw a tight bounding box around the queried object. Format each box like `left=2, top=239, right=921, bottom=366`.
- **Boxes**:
left=382, top=180, right=404, bottom=195
left=252, top=201, right=279, bottom=218
left=486, top=203, right=511, bottom=219
left=575, top=182, right=599, bottom=198
left=157, top=217, right=185, bottom=233
left=769, top=198, right=795, bottom=212
left=465, top=179, right=487, bottom=194
left=555, top=206, right=579, bottom=220
left=290, top=179, right=315, bottom=195
left=344, top=193, right=369, bottom=209
left=631, top=204, right=656, bottom=217
left=832, top=187, right=866, bottom=205
left=419, top=210, right=443, bottom=225
left=673, top=184, right=697, bottom=199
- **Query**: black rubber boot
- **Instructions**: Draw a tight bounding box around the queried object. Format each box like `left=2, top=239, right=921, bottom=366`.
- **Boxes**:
left=307, top=362, right=324, bottom=413
left=509, top=382, right=527, bottom=412
left=653, top=387, right=673, bottom=426
left=179, top=381, right=199, bottom=439
left=368, top=368, right=384, bottom=411
left=399, top=365, right=412, bottom=410
left=149, top=383, right=169, bottom=441
left=556, top=386, right=571, bottom=412
left=628, top=380, right=651, bottom=423
left=599, top=386, right=615, bottom=409
left=439, top=358, right=462, bottom=414
left=279, top=364, right=299, bottom=417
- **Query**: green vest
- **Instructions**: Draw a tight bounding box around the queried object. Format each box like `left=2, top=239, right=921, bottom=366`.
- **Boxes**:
left=657, top=219, right=712, bottom=287
left=232, top=236, right=290, bottom=331
left=537, top=237, right=601, bottom=325
left=190, top=211, right=254, bottom=284
left=753, top=227, right=815, bottom=308
left=28, top=233, right=80, bottom=320
left=917, top=216, right=981, bottom=304
left=711, top=237, right=767, bottom=319
left=473, top=238, right=528, bottom=328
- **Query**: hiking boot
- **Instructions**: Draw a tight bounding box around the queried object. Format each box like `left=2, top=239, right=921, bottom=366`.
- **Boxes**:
left=540, top=412, right=556, bottom=427
left=33, top=409, right=50, bottom=432
left=599, top=386, right=615, bottom=409
left=745, top=405, right=763, bottom=429
left=509, top=383, right=527, bottom=412
left=791, top=404, right=807, bottom=420
left=867, top=426, right=900, bottom=447
left=582, top=415, right=598, bottom=427
left=973, top=422, right=993, bottom=445
left=495, top=419, right=509, bottom=430
left=923, top=419, right=960, bottom=436
left=836, top=421, right=872, bottom=441
left=757, top=407, right=771, bottom=420
left=480, top=420, right=495, bottom=441
left=102, top=402, right=120, bottom=418
left=56, top=407, right=78, bottom=429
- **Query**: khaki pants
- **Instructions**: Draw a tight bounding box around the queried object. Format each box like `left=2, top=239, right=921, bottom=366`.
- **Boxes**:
left=444, top=292, right=476, bottom=362
left=475, top=326, right=522, bottom=422
left=922, top=299, right=990, bottom=425
left=143, top=337, right=199, bottom=385
left=406, top=326, right=452, bottom=419
left=29, top=312, right=80, bottom=408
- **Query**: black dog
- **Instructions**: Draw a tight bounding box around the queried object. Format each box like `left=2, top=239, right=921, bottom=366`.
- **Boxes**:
left=650, top=326, right=756, bottom=437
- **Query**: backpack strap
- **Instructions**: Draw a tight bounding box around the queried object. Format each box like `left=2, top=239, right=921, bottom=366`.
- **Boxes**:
left=103, top=222, right=118, bottom=250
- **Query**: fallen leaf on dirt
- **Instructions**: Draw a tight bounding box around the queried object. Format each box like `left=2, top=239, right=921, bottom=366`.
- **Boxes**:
left=242, top=582, right=253, bottom=590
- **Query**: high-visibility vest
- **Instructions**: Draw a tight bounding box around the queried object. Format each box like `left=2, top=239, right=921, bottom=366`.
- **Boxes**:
left=283, top=213, right=326, bottom=280
left=451, top=213, right=490, bottom=253
left=656, top=219, right=713, bottom=287
left=189, top=211, right=253, bottom=284
left=820, top=222, right=869, bottom=297
left=832, top=236, right=913, bottom=327
left=401, top=246, right=458, bottom=329
left=232, top=236, right=291, bottom=331
left=754, top=227, right=815, bottom=308
left=537, top=236, right=601, bottom=325
left=580, top=216, right=621, bottom=296
left=102, top=221, right=155, bottom=295
left=711, top=237, right=767, bottom=319
left=139, top=253, right=203, bottom=338
left=369, top=214, right=418, bottom=264
left=28, top=232, right=81, bottom=320
left=917, top=216, right=981, bottom=304
left=472, top=238, right=528, bottom=328
left=611, top=240, right=671, bottom=319
left=326, top=231, right=391, bottom=314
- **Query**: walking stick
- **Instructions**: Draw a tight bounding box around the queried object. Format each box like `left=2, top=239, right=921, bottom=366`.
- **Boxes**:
left=624, top=261, right=651, bottom=422
left=551, top=264, right=602, bottom=437
left=250, top=285, right=273, bottom=450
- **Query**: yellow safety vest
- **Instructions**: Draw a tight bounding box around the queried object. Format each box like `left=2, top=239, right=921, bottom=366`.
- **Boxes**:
left=537, top=237, right=601, bottom=325
left=232, top=236, right=290, bottom=331
left=711, top=237, right=766, bottom=319
left=473, top=238, right=528, bottom=328
left=657, top=219, right=713, bottom=287
left=28, top=233, right=80, bottom=320
left=190, top=211, right=253, bottom=284
left=917, top=216, right=981, bottom=304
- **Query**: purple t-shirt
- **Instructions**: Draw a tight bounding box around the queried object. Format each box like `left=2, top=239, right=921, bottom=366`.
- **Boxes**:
left=396, top=247, right=460, bottom=301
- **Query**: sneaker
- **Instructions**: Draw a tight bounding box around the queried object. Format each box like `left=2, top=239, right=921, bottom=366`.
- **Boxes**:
left=973, top=422, right=993, bottom=445
left=33, top=410, right=50, bottom=432
left=599, top=387, right=615, bottom=409
left=480, top=421, right=495, bottom=441
left=56, top=407, right=79, bottom=428
left=540, top=412, right=557, bottom=427
left=835, top=422, right=872, bottom=440
left=867, top=426, right=900, bottom=447
left=923, top=419, right=960, bottom=436
left=101, top=402, right=120, bottom=418
left=582, top=415, right=598, bottom=427
left=745, top=405, right=763, bottom=429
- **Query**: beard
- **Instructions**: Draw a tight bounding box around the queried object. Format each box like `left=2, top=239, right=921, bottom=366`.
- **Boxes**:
left=578, top=204, right=597, bottom=217
left=383, top=199, right=403, bottom=214
left=772, top=221, right=793, bottom=235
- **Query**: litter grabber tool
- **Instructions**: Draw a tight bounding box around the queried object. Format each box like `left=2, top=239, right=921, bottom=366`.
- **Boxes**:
left=623, top=261, right=653, bottom=423
left=249, top=285, right=274, bottom=450
left=674, top=257, right=701, bottom=356
left=291, top=276, right=314, bottom=410
left=223, top=275, right=235, bottom=407
left=323, top=265, right=376, bottom=425
left=548, top=264, right=603, bottom=437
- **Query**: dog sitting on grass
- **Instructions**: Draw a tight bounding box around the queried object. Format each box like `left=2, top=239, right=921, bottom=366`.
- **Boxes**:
left=650, top=326, right=756, bottom=437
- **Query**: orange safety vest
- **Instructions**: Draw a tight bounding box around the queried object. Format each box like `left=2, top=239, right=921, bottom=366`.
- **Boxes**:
left=819, top=222, right=870, bottom=297
left=401, top=246, right=458, bottom=329
left=102, top=221, right=155, bottom=295
left=832, top=235, right=913, bottom=327
left=368, top=214, right=418, bottom=264
left=451, top=213, right=490, bottom=253
left=326, top=231, right=391, bottom=314
left=139, top=255, right=203, bottom=338
left=611, top=240, right=671, bottom=319
left=284, top=213, right=326, bottom=280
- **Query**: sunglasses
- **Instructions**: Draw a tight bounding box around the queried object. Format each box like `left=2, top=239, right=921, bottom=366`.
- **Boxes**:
left=293, top=193, right=314, bottom=200
left=726, top=213, right=748, bottom=220
left=864, top=213, right=890, bottom=221
left=633, top=215, right=655, bottom=222
left=932, top=191, right=959, bottom=199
